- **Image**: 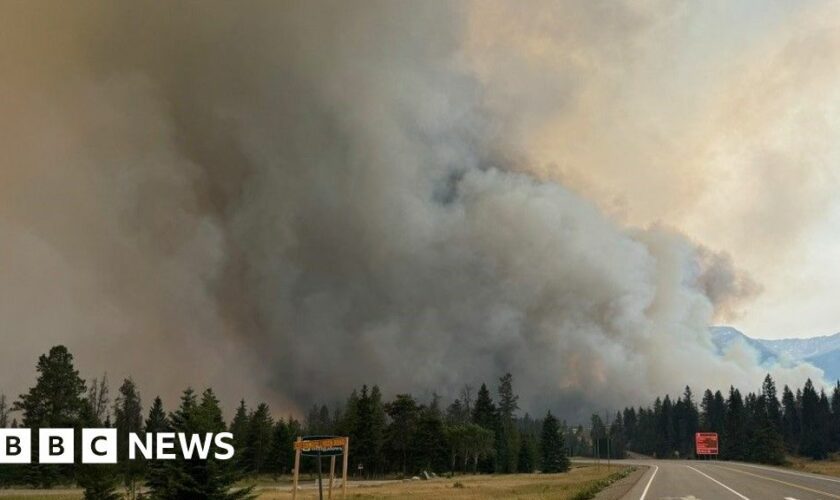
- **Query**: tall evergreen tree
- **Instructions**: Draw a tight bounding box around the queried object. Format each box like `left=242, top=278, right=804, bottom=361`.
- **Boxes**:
left=517, top=433, right=538, bottom=473
left=411, top=404, right=448, bottom=473
left=723, top=387, right=747, bottom=461
left=471, top=383, right=497, bottom=473
left=446, top=399, right=468, bottom=426
left=800, top=379, right=827, bottom=459
left=267, top=419, right=295, bottom=475
left=609, top=412, right=627, bottom=459
left=622, top=407, right=637, bottom=451
left=762, top=375, right=782, bottom=432
left=540, top=412, right=569, bottom=473
left=830, top=382, right=840, bottom=452
left=148, top=388, right=253, bottom=500
left=676, top=387, right=698, bottom=458
left=229, top=400, right=250, bottom=469
left=745, top=392, right=784, bottom=464
left=384, top=394, right=419, bottom=475
left=781, top=385, right=800, bottom=453
left=114, top=378, right=144, bottom=500
left=143, top=397, right=170, bottom=496
left=350, top=385, right=385, bottom=477
left=14, top=346, right=87, bottom=487
left=496, top=373, right=520, bottom=473
left=76, top=378, right=119, bottom=500
left=243, top=403, right=274, bottom=474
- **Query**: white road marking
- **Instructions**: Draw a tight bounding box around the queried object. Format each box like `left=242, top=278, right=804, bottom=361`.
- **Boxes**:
left=688, top=465, right=750, bottom=500
left=639, top=465, right=659, bottom=500
left=709, top=464, right=840, bottom=499
left=784, top=497, right=801, bottom=500
left=729, top=462, right=840, bottom=484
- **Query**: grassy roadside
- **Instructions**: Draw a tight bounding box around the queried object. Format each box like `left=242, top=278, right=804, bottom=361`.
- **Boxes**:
left=256, top=464, right=635, bottom=499
left=569, top=466, right=637, bottom=500
left=0, top=465, right=636, bottom=500
left=785, top=454, right=840, bottom=477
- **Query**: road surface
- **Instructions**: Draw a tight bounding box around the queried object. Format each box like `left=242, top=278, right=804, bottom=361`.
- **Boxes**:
left=619, top=459, right=840, bottom=499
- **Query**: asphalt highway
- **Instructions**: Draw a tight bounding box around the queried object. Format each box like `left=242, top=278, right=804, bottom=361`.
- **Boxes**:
left=620, top=459, right=840, bottom=499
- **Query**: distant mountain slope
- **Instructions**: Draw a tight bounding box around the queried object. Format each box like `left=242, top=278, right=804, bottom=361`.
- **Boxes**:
left=710, top=326, right=840, bottom=381
left=709, top=326, right=779, bottom=365
left=762, top=333, right=840, bottom=361
left=804, top=350, right=840, bottom=382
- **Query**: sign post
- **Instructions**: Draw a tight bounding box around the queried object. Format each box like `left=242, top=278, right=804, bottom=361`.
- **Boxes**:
left=695, top=432, right=719, bottom=459
left=292, top=436, right=350, bottom=500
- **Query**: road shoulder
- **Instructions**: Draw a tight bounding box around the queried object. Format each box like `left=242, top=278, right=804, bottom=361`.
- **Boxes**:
left=593, top=466, right=648, bottom=500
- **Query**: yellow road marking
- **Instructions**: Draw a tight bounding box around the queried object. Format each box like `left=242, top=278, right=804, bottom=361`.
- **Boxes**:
left=708, top=464, right=840, bottom=499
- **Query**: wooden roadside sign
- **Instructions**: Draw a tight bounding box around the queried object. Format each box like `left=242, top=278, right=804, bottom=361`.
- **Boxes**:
left=292, top=435, right=349, bottom=500
left=294, top=437, right=347, bottom=455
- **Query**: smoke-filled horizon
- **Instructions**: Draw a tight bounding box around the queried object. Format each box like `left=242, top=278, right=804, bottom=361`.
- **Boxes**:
left=1, top=1, right=836, bottom=420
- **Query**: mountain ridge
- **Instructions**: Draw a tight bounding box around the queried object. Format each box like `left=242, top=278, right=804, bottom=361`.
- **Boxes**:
left=711, top=326, right=840, bottom=382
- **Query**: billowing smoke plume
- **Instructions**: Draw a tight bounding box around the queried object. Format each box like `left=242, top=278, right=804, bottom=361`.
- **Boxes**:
left=0, top=1, right=825, bottom=419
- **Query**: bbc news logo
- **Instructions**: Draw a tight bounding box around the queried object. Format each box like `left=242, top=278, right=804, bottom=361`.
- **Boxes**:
left=0, top=429, right=235, bottom=464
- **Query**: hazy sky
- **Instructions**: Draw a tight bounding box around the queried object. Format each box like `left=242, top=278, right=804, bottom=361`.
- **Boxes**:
left=465, top=0, right=840, bottom=339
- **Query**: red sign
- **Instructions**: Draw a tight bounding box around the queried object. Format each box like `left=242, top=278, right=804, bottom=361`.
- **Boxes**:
left=695, top=432, right=719, bottom=455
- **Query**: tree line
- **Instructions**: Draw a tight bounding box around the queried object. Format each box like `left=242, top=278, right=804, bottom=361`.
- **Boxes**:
left=0, top=346, right=573, bottom=498
left=612, top=374, right=840, bottom=464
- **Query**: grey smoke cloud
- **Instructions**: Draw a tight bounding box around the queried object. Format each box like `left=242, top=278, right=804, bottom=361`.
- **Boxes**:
left=0, top=1, right=824, bottom=419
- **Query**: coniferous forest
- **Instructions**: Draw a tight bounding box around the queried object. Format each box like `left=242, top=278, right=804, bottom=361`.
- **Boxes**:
left=0, top=346, right=571, bottom=498
left=3, top=347, right=840, bottom=498
left=621, top=374, right=840, bottom=465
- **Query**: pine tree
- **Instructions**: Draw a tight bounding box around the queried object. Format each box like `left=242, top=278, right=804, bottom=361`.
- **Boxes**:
left=517, top=433, right=537, bottom=473
left=540, top=412, right=569, bottom=473
left=723, top=387, right=746, bottom=461
left=76, top=380, right=119, bottom=500
left=411, top=404, right=448, bottom=473
left=230, top=400, right=250, bottom=469
left=384, top=394, right=419, bottom=475
left=678, top=386, right=699, bottom=458
left=762, top=375, right=782, bottom=432
left=622, top=407, right=637, bottom=451
left=114, top=378, right=144, bottom=500
left=471, top=383, right=497, bottom=430
left=446, top=399, right=467, bottom=426
left=350, top=385, right=385, bottom=477
left=148, top=388, right=254, bottom=499
left=781, top=385, right=800, bottom=453
left=243, top=403, right=274, bottom=474
left=143, top=397, right=170, bottom=495
left=830, top=382, right=840, bottom=452
left=609, top=412, right=627, bottom=459
left=471, top=383, right=497, bottom=473
left=745, top=392, right=784, bottom=464
left=14, top=346, right=87, bottom=487
left=267, top=419, right=295, bottom=475
left=800, top=379, right=827, bottom=459
left=336, top=389, right=359, bottom=438
left=496, top=373, right=520, bottom=473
